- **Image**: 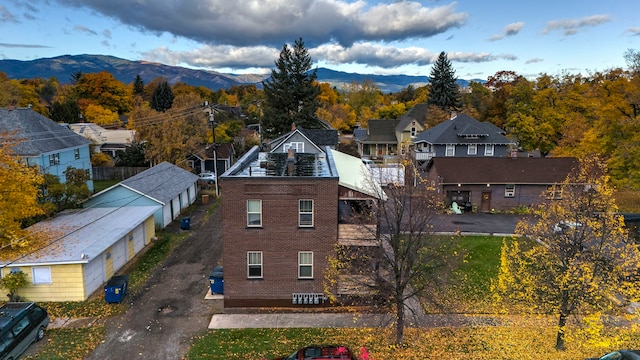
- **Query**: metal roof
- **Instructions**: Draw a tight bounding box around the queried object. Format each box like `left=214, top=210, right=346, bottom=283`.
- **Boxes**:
left=1, top=206, right=159, bottom=266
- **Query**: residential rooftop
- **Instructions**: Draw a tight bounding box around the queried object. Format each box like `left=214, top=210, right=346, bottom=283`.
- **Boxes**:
left=223, top=146, right=337, bottom=178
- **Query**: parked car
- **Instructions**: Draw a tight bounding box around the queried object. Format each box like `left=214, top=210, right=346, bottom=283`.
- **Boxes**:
left=0, top=302, right=50, bottom=360
left=198, top=172, right=216, bottom=184
left=586, top=350, right=640, bottom=359
left=272, top=344, right=356, bottom=360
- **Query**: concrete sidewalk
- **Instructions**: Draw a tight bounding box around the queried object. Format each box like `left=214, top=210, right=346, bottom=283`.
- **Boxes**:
left=208, top=313, right=392, bottom=329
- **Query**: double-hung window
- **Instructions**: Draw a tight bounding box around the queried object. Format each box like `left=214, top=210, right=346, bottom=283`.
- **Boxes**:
left=74, top=148, right=80, bottom=160
left=298, top=252, right=313, bottom=279
left=247, top=252, right=263, bottom=278
left=445, top=144, right=455, bottom=156
left=467, top=144, right=477, bottom=155
left=485, top=144, right=495, bottom=156
left=49, top=153, right=60, bottom=166
left=247, top=199, right=262, bottom=227
left=299, top=199, right=314, bottom=227
left=284, top=142, right=304, bottom=152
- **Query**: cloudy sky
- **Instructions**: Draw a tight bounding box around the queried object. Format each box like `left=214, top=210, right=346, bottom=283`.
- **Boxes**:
left=1, top=0, right=639, bottom=80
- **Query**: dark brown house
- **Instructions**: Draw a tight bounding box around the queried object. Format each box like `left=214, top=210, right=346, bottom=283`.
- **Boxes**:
left=425, top=157, right=578, bottom=212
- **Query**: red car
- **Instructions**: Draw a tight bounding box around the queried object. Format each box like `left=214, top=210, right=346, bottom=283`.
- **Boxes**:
left=272, top=345, right=356, bottom=360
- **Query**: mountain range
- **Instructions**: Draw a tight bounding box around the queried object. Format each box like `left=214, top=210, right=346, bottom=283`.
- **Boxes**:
left=0, top=54, right=481, bottom=93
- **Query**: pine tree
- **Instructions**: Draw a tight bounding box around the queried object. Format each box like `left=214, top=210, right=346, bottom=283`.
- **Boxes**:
left=150, top=81, right=174, bottom=112
left=427, top=51, right=461, bottom=112
left=133, top=74, right=145, bottom=97
left=262, top=37, right=321, bottom=139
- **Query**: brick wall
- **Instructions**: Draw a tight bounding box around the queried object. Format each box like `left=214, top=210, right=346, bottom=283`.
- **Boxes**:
left=222, top=177, right=339, bottom=307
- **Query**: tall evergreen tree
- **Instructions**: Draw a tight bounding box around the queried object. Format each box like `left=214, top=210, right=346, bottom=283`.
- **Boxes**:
left=150, top=81, right=174, bottom=112
left=427, top=51, right=461, bottom=112
left=262, top=37, right=321, bottom=138
left=133, top=74, right=145, bottom=97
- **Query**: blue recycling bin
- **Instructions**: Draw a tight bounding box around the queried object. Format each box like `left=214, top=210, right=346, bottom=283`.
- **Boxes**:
left=209, top=266, right=223, bottom=294
left=105, top=274, right=129, bottom=303
left=180, top=217, right=191, bottom=230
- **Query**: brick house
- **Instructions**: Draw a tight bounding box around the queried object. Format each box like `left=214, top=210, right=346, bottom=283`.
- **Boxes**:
left=220, top=145, right=384, bottom=308
left=425, top=157, right=578, bottom=212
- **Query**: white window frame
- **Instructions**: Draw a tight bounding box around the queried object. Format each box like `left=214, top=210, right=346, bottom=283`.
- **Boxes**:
left=247, top=199, right=262, bottom=227
left=247, top=252, right=263, bottom=278
left=32, top=267, right=52, bottom=284
left=505, top=184, right=515, bottom=198
left=298, top=252, right=313, bottom=279
left=74, top=148, right=80, bottom=160
left=299, top=199, right=314, bottom=227
left=445, top=144, right=455, bottom=157
left=467, top=144, right=477, bottom=155
left=484, top=144, right=495, bottom=156
left=48, top=153, right=60, bottom=166
left=284, top=142, right=304, bottom=152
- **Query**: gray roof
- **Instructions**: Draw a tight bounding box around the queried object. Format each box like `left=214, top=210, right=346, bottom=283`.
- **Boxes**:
left=2, top=206, right=159, bottom=265
left=269, top=127, right=339, bottom=150
left=414, top=113, right=513, bottom=145
left=119, top=162, right=199, bottom=204
left=357, top=119, right=400, bottom=143
left=397, top=103, right=428, bottom=130
left=0, top=107, right=90, bottom=156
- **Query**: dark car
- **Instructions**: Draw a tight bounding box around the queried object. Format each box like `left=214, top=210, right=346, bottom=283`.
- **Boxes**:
left=586, top=350, right=640, bottom=360
left=272, top=345, right=356, bottom=360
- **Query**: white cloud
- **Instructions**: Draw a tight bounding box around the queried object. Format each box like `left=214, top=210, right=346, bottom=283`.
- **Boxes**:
left=543, top=14, right=611, bottom=36
left=488, top=22, right=525, bottom=41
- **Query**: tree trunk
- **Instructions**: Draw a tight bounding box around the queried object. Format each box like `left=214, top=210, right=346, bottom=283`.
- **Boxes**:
left=396, top=297, right=405, bottom=344
left=556, top=290, right=571, bottom=350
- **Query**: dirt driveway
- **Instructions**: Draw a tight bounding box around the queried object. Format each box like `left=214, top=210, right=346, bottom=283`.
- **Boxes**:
left=86, top=200, right=223, bottom=360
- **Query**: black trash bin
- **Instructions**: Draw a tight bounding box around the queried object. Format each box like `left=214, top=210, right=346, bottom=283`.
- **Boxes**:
left=104, top=274, right=129, bottom=303
left=209, top=266, right=224, bottom=294
left=180, top=217, right=191, bottom=230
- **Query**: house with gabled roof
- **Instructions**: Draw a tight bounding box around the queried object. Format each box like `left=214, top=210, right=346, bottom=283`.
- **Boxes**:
left=188, top=143, right=235, bottom=175
left=425, top=157, right=578, bottom=212
left=67, top=122, right=135, bottom=157
left=83, top=162, right=199, bottom=228
left=354, top=103, right=428, bottom=162
left=0, top=107, right=94, bottom=191
left=412, top=113, right=515, bottom=166
left=267, top=125, right=339, bottom=153
left=0, top=206, right=158, bottom=302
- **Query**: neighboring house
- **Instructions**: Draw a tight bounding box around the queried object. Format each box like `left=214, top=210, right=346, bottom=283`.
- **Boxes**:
left=83, top=162, right=199, bottom=228
left=267, top=125, right=339, bottom=153
left=219, top=145, right=384, bottom=308
left=424, top=157, right=578, bottom=212
left=0, top=206, right=158, bottom=302
left=412, top=113, right=515, bottom=167
left=188, top=143, right=235, bottom=175
left=0, top=107, right=94, bottom=191
left=354, top=103, right=428, bottom=161
left=67, top=122, right=135, bottom=157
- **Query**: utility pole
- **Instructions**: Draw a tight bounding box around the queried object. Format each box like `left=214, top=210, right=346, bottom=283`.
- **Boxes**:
left=208, top=108, right=219, bottom=197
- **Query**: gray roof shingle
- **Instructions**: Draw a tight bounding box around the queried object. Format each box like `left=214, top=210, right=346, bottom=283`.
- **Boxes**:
left=0, top=107, right=90, bottom=155
left=414, top=113, right=513, bottom=145
left=120, top=162, right=199, bottom=204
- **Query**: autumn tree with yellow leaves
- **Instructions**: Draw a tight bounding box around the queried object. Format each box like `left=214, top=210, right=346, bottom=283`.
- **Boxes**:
left=0, top=135, right=45, bottom=256
left=496, top=157, right=640, bottom=351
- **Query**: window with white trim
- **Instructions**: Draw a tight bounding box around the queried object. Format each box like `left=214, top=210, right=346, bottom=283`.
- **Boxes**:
left=32, top=267, right=52, bottom=284
left=299, top=199, right=314, bottom=227
left=445, top=145, right=455, bottom=156
left=505, top=184, right=515, bottom=198
left=74, top=148, right=80, bottom=160
left=247, top=199, right=262, bottom=227
left=467, top=144, right=477, bottom=155
left=48, top=153, right=60, bottom=165
left=484, top=144, right=495, bottom=156
left=284, top=142, right=304, bottom=152
left=298, top=252, right=313, bottom=279
left=247, top=252, right=263, bottom=278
